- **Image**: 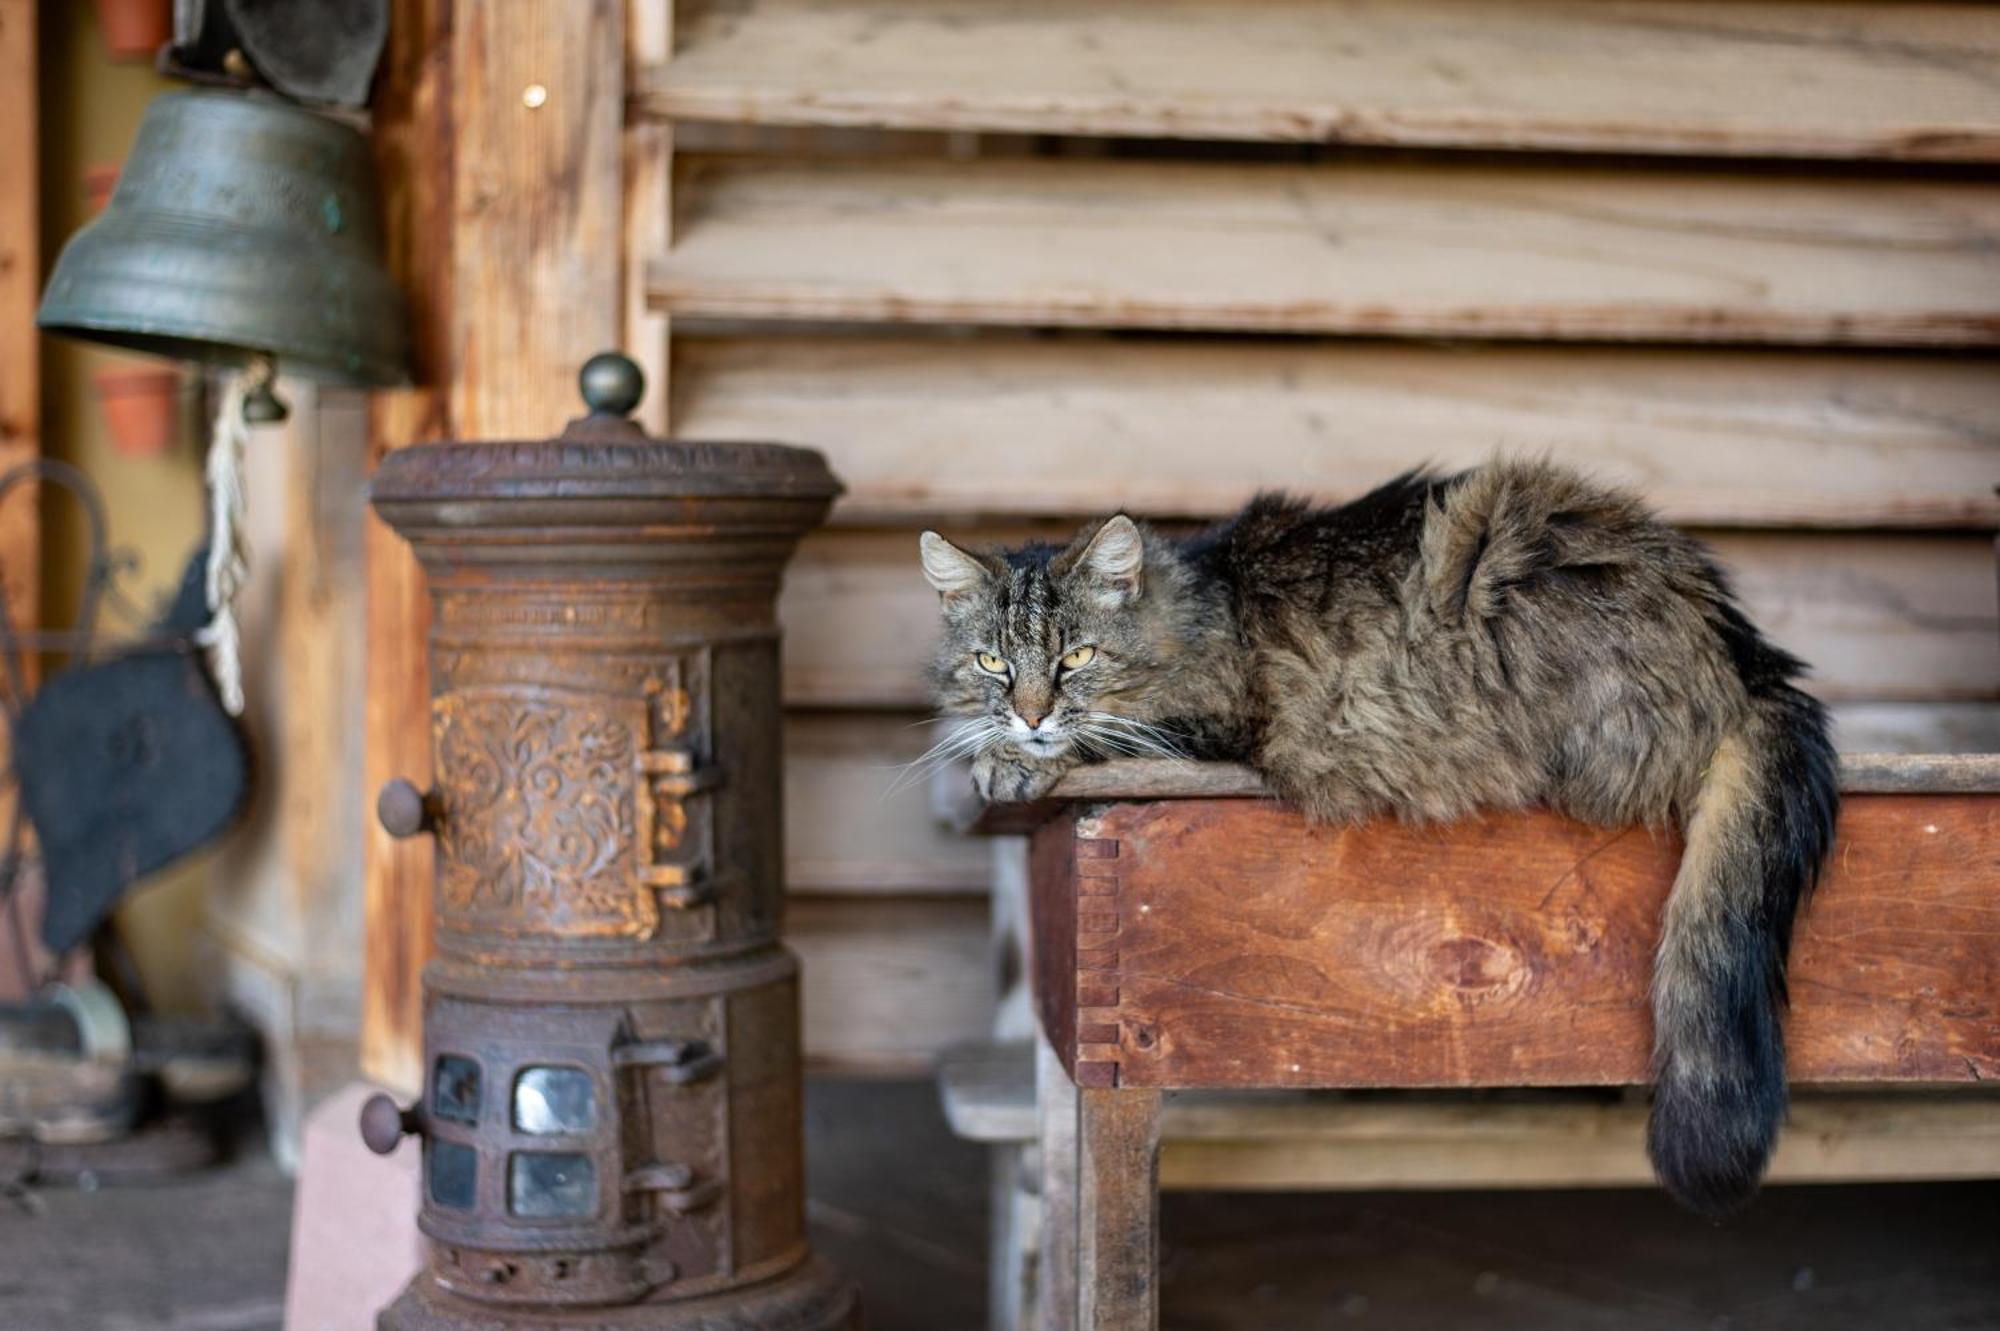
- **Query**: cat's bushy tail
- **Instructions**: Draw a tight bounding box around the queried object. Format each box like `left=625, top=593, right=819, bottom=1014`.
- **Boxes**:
left=1647, top=648, right=1838, bottom=1219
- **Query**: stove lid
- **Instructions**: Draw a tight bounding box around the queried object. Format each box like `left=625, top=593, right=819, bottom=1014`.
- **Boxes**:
left=369, top=351, right=843, bottom=509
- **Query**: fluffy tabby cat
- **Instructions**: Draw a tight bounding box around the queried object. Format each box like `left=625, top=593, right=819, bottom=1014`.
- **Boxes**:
left=919, top=458, right=1837, bottom=1219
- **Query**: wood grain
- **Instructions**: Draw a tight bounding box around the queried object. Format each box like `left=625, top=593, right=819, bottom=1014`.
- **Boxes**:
left=784, top=711, right=989, bottom=894
left=673, top=336, right=2000, bottom=530
left=453, top=0, right=625, bottom=436
left=1030, top=796, right=1999, bottom=1091
left=1077, top=1087, right=1161, bottom=1331
left=791, top=894, right=993, bottom=1073
left=360, top=0, right=450, bottom=1095
left=656, top=155, right=2000, bottom=345
left=1036, top=1032, right=1081, bottom=1331
left=0, top=0, right=34, bottom=891
left=1025, top=752, right=2000, bottom=806
left=942, top=1043, right=2000, bottom=1189
left=644, top=0, right=2000, bottom=161
left=1158, top=1093, right=2000, bottom=1191
left=361, top=0, right=629, bottom=1093
left=781, top=529, right=2000, bottom=708
left=623, top=0, right=672, bottom=435
left=962, top=742, right=2000, bottom=835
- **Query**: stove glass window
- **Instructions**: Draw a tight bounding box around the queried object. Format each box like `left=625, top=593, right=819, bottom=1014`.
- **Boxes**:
left=431, top=1053, right=481, bottom=1126
left=428, top=1140, right=477, bottom=1210
left=509, top=1151, right=597, bottom=1218
left=514, top=1066, right=596, bottom=1134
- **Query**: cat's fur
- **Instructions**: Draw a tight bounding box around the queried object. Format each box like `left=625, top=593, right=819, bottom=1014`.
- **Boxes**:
left=919, top=458, right=1837, bottom=1219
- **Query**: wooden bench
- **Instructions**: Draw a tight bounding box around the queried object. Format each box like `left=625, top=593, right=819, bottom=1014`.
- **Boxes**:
left=961, top=754, right=2000, bottom=1330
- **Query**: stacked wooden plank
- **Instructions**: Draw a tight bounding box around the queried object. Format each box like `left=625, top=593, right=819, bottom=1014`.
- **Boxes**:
left=631, top=0, right=2000, bottom=1071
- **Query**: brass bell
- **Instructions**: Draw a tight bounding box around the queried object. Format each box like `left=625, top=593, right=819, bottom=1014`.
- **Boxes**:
left=37, top=89, right=409, bottom=400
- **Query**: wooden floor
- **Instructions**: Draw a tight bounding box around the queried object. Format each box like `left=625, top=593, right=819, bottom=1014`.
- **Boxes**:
left=2, top=1081, right=1996, bottom=1330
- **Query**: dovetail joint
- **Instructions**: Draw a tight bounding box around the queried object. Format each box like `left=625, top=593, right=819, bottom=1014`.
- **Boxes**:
left=1074, top=836, right=1125, bottom=1086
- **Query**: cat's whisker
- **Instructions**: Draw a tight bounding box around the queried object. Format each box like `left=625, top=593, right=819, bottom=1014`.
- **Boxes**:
left=879, top=719, right=1004, bottom=798
left=1081, top=712, right=1190, bottom=762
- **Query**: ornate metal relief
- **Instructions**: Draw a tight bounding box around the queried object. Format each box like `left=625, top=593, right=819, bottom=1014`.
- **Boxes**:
left=434, top=687, right=655, bottom=939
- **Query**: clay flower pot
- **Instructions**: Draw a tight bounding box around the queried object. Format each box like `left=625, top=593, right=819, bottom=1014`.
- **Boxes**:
left=81, top=163, right=120, bottom=217
left=92, top=0, right=172, bottom=63
left=91, top=364, right=182, bottom=458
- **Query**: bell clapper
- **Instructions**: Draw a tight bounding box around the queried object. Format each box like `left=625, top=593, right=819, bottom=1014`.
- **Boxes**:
left=240, top=351, right=289, bottom=424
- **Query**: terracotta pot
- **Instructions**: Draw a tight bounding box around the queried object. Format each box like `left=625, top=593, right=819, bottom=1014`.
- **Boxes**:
left=91, top=364, right=182, bottom=458
left=81, top=163, right=120, bottom=216
left=92, top=0, right=172, bottom=63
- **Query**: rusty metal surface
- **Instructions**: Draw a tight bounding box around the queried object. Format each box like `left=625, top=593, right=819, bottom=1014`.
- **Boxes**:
left=365, top=357, right=858, bottom=1327
left=380, top=1254, right=861, bottom=1331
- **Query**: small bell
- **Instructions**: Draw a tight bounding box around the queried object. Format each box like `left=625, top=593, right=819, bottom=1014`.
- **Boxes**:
left=37, top=89, right=410, bottom=403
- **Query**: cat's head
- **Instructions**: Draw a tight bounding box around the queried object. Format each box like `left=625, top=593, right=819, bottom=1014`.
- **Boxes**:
left=919, top=516, right=1167, bottom=759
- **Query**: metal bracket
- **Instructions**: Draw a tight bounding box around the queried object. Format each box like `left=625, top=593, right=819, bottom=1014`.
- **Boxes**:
left=635, top=746, right=724, bottom=909
left=624, top=1161, right=723, bottom=1214
left=613, top=1038, right=723, bottom=1086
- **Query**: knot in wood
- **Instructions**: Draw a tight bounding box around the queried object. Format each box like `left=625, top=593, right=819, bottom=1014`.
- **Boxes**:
left=1420, top=933, right=1531, bottom=1005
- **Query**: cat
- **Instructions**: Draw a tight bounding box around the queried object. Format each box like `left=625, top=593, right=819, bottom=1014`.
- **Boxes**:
left=918, top=458, right=1837, bottom=1220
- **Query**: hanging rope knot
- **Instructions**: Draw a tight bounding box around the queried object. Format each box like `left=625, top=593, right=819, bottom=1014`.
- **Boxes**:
left=196, top=356, right=267, bottom=717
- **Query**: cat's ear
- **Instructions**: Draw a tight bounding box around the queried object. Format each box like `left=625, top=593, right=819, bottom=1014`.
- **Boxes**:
left=1073, top=514, right=1144, bottom=605
left=919, top=531, right=990, bottom=601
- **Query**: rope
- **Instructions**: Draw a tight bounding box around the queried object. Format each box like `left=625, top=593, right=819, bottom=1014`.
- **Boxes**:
left=192, top=359, right=261, bottom=716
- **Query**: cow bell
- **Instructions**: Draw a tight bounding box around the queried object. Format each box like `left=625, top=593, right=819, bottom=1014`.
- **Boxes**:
left=37, top=89, right=409, bottom=411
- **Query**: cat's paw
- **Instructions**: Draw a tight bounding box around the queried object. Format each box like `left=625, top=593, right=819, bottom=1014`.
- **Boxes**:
left=972, top=748, right=1068, bottom=803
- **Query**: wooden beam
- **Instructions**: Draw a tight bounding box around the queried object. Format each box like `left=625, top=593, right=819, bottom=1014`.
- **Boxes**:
left=989, top=752, right=2000, bottom=809
left=0, top=0, right=34, bottom=1001
left=785, top=712, right=989, bottom=895
left=361, top=0, right=628, bottom=1094
left=674, top=336, right=2000, bottom=531
left=655, top=155, right=2000, bottom=346
left=1030, top=794, right=2000, bottom=1091
left=0, top=0, right=35, bottom=672
left=452, top=1, right=624, bottom=435
left=961, top=743, right=2000, bottom=836
left=361, top=0, right=451, bottom=1096
left=942, top=1043, right=2000, bottom=1190
left=1077, top=1086, right=1161, bottom=1331
left=622, top=0, right=672, bottom=435
left=643, top=0, right=2000, bottom=162
left=791, top=894, right=993, bottom=1073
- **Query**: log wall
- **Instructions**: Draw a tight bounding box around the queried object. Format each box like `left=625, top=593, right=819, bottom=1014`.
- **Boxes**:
left=361, top=0, right=2000, bottom=1086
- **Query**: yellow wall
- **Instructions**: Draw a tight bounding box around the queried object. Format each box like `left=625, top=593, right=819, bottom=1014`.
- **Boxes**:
left=37, top=0, right=210, bottom=1011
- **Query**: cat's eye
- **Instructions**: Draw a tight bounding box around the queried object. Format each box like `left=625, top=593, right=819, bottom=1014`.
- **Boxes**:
left=975, top=652, right=1009, bottom=675
left=1060, top=645, right=1097, bottom=670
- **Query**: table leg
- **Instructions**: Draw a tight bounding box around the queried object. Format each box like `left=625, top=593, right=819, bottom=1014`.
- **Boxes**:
left=1035, top=1032, right=1080, bottom=1331
left=1078, top=1087, right=1162, bottom=1331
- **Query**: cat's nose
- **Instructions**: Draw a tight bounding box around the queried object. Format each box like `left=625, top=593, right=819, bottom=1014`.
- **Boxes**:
left=1018, top=708, right=1047, bottom=730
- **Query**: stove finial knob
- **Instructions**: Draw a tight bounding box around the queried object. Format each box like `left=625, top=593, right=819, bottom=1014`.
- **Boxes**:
left=360, top=1093, right=421, bottom=1155
left=377, top=778, right=437, bottom=839
left=579, top=350, right=645, bottom=419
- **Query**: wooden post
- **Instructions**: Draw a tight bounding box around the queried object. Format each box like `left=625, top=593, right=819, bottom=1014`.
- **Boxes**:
left=361, top=0, right=627, bottom=1092
left=1036, top=1030, right=1080, bottom=1331
left=360, top=0, right=450, bottom=1094
left=0, top=0, right=37, bottom=1002
left=0, top=0, right=35, bottom=647
left=1077, top=1087, right=1161, bottom=1331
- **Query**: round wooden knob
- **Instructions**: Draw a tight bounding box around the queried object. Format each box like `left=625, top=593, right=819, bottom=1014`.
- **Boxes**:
left=376, top=778, right=435, bottom=838
left=359, top=1093, right=418, bottom=1156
